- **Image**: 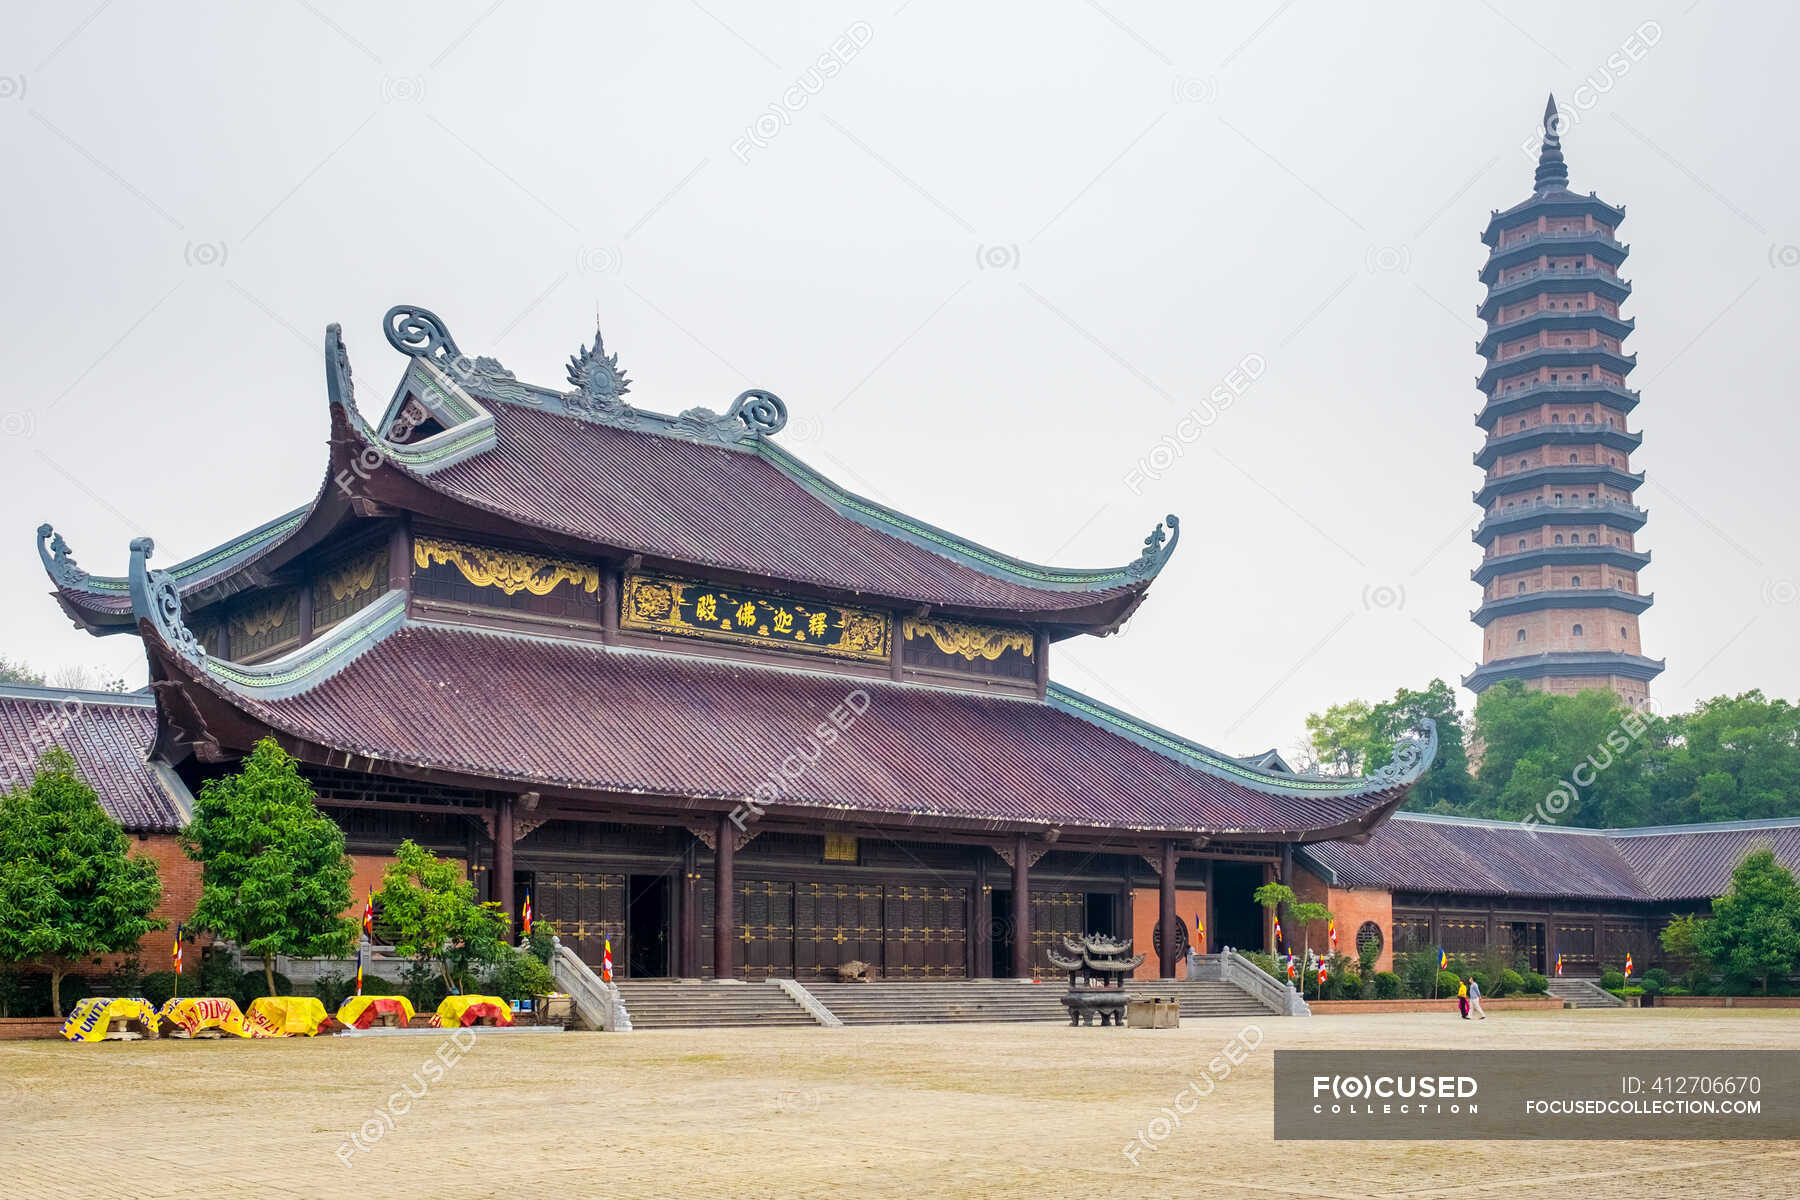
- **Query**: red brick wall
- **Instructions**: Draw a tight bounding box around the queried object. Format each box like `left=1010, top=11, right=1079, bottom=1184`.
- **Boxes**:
left=1128, top=886, right=1204, bottom=980
left=1294, top=865, right=1394, bottom=973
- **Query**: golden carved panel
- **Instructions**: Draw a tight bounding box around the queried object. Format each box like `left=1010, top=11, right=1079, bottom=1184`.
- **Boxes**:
left=237, top=594, right=293, bottom=637
left=320, top=549, right=384, bottom=602
left=621, top=571, right=891, bottom=662
left=902, top=618, right=1033, bottom=661
left=414, top=538, right=601, bottom=597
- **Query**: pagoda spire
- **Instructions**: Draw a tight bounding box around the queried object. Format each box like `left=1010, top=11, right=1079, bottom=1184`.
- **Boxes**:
left=1533, top=92, right=1569, bottom=193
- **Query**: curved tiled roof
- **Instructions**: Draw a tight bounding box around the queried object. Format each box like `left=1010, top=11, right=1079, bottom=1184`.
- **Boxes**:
left=0, top=685, right=187, bottom=831
left=1298, top=812, right=1800, bottom=902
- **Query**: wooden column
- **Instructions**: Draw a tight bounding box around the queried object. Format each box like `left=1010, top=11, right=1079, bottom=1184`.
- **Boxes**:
left=493, top=795, right=515, bottom=931
left=296, top=583, right=315, bottom=646
left=1159, top=841, right=1178, bottom=979
left=1011, top=834, right=1031, bottom=979
left=1201, top=857, right=1215, bottom=955
left=600, top=569, right=620, bottom=646
left=971, top=854, right=990, bottom=979
left=713, top=813, right=736, bottom=981
left=387, top=519, right=411, bottom=597
left=679, top=837, right=700, bottom=977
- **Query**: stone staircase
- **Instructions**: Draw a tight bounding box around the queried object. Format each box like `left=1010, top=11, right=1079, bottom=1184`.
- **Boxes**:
left=1548, top=978, right=1624, bottom=1008
left=802, top=978, right=1268, bottom=1026
left=612, top=981, right=821, bottom=1030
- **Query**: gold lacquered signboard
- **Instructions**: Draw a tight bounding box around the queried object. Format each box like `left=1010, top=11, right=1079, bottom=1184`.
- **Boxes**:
left=622, top=572, right=891, bottom=662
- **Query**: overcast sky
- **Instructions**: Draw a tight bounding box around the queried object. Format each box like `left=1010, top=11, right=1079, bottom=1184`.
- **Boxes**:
left=3, top=2, right=1795, bottom=762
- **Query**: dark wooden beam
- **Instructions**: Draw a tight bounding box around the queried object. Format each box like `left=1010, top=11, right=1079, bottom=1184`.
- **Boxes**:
left=713, top=811, right=735, bottom=981
left=1159, top=839, right=1178, bottom=979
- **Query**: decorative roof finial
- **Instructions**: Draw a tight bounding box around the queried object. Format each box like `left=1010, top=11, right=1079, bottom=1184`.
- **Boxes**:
left=1534, top=92, right=1569, bottom=193
left=1366, top=718, right=1438, bottom=787
left=36, top=523, right=89, bottom=590
left=1130, top=514, right=1181, bottom=578
left=128, top=537, right=205, bottom=662
left=565, top=326, right=633, bottom=415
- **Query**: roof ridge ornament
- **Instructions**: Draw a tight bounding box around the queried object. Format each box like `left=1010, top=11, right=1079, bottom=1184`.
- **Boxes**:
left=565, top=326, right=634, bottom=418
left=1367, top=718, right=1438, bottom=786
left=36, top=523, right=89, bottom=590
left=1130, top=514, right=1180, bottom=578
left=673, top=388, right=789, bottom=442
left=127, top=538, right=205, bottom=662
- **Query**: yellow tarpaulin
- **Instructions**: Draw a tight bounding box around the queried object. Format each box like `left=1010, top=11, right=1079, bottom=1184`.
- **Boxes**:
left=246, top=995, right=329, bottom=1036
left=60, top=997, right=159, bottom=1042
left=435, top=994, right=514, bottom=1027
left=157, top=996, right=269, bottom=1038
left=336, top=994, right=417, bottom=1029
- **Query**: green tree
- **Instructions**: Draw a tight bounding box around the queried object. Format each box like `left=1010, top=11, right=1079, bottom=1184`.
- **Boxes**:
left=1470, top=682, right=1655, bottom=827
left=0, top=749, right=164, bottom=1016
left=1648, top=692, right=1800, bottom=824
left=180, top=739, right=356, bottom=996
left=1304, top=699, right=1381, bottom=776
left=1698, top=848, right=1800, bottom=994
left=376, top=839, right=509, bottom=994
left=0, top=655, right=46, bottom=686
left=1304, top=681, right=1471, bottom=810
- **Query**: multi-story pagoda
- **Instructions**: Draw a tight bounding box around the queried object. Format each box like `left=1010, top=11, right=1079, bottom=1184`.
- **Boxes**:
left=1464, top=96, right=1664, bottom=711
left=37, top=303, right=1435, bottom=986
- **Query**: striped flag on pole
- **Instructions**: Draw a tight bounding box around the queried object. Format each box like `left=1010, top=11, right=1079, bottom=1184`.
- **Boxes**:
left=355, top=945, right=364, bottom=996
left=522, top=890, right=533, bottom=940
left=172, top=922, right=182, bottom=975
left=602, top=939, right=614, bottom=983
left=1328, top=918, right=1338, bottom=954
left=1624, top=952, right=1634, bottom=981
left=362, top=888, right=374, bottom=938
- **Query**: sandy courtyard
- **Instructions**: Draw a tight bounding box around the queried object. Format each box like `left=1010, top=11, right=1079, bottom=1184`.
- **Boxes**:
left=4, top=1010, right=1798, bottom=1198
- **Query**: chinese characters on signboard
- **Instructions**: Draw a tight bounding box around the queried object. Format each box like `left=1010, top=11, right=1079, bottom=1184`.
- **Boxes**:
left=622, top=572, right=891, bottom=662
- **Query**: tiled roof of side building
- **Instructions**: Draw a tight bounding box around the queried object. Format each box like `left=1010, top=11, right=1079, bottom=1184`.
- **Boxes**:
left=1298, top=811, right=1800, bottom=902
left=0, top=684, right=191, bottom=832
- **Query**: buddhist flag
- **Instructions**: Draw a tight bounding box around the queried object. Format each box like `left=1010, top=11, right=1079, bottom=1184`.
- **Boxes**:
left=522, top=890, right=533, bottom=939
left=1555, top=952, right=1564, bottom=977
left=1285, top=954, right=1296, bottom=980
left=172, top=922, right=183, bottom=976
left=362, top=888, right=374, bottom=938
left=1624, top=953, right=1633, bottom=980
left=1273, top=918, right=1283, bottom=948
left=602, top=939, right=614, bottom=983
left=1317, top=959, right=1328, bottom=987
left=355, top=945, right=364, bottom=996
left=1328, top=918, right=1338, bottom=953
left=1194, top=913, right=1204, bottom=951
left=1437, top=946, right=1448, bottom=971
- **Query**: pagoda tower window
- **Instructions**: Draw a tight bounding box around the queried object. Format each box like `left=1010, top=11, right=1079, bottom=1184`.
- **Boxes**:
left=1571, top=575, right=1582, bottom=587
left=1572, top=624, right=1584, bottom=637
left=1517, top=629, right=1527, bottom=642
left=1554, top=534, right=1564, bottom=544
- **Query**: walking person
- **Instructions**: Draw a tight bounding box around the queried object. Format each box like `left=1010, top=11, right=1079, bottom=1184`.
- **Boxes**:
left=1456, top=977, right=1470, bottom=1019
left=1468, top=976, right=1487, bottom=1020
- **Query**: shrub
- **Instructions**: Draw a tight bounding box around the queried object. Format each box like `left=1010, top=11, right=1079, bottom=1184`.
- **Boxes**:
left=1522, top=972, right=1548, bottom=995
left=400, top=959, right=450, bottom=1014
left=1639, top=976, right=1664, bottom=996
left=1372, top=971, right=1402, bottom=999
left=1662, top=986, right=1689, bottom=997
left=1243, top=951, right=1285, bottom=984
left=485, top=947, right=556, bottom=1000
left=1599, top=970, right=1625, bottom=991
left=1357, top=939, right=1380, bottom=974
left=1395, top=950, right=1440, bottom=999
left=312, top=971, right=398, bottom=1009
left=1607, top=985, right=1645, bottom=999
left=1436, top=970, right=1463, bottom=996
left=140, top=971, right=179, bottom=1008
left=1499, top=969, right=1524, bottom=997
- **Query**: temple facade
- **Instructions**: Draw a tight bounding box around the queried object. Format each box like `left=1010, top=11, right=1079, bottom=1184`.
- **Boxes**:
left=32, top=303, right=1438, bottom=984
left=1465, top=96, right=1663, bottom=710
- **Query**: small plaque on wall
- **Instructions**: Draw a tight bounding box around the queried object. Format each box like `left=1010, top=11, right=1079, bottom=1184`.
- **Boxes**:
left=621, top=572, right=891, bottom=662
left=823, top=834, right=859, bottom=863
